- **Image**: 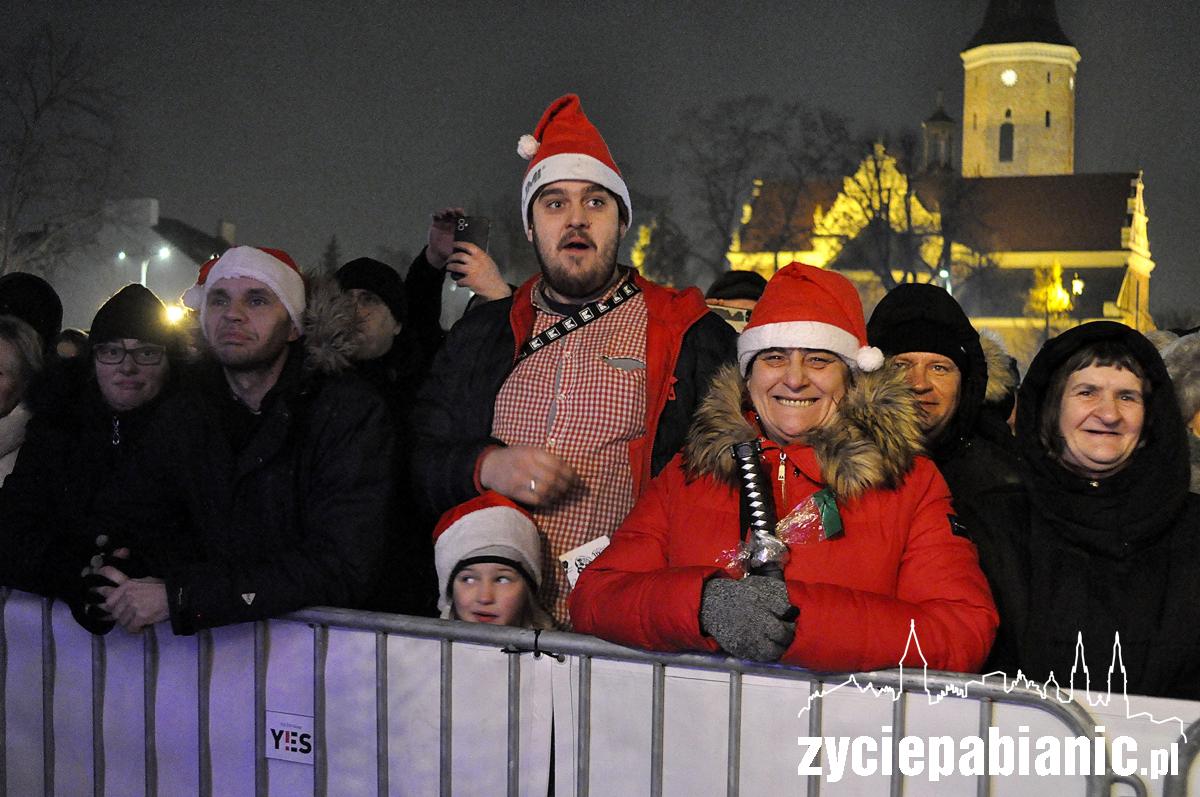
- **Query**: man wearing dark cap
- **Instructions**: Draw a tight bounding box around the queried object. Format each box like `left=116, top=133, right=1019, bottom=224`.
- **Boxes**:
left=335, top=256, right=443, bottom=615
left=866, top=282, right=1026, bottom=670
left=0, top=272, right=63, bottom=352
left=705, top=269, right=767, bottom=332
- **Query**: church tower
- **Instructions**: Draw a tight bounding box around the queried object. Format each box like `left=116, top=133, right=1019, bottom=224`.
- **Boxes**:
left=961, top=0, right=1080, bottom=177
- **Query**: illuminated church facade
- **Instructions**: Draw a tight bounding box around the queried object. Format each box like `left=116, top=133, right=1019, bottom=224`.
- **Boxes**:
left=725, top=0, right=1154, bottom=363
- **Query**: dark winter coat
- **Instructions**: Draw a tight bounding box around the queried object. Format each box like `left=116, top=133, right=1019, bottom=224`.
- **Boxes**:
left=85, top=295, right=395, bottom=635
left=866, top=283, right=1027, bottom=670
left=1000, top=321, right=1200, bottom=698
left=408, top=268, right=737, bottom=520
left=351, top=252, right=447, bottom=616
left=569, top=364, right=998, bottom=672
left=0, top=358, right=174, bottom=596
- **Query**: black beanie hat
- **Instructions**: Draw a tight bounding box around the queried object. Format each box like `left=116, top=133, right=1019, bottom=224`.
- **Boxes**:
left=0, top=272, right=63, bottom=347
left=866, top=283, right=975, bottom=374
left=89, top=284, right=172, bottom=346
left=335, top=258, right=407, bottom=326
left=706, top=269, right=768, bottom=302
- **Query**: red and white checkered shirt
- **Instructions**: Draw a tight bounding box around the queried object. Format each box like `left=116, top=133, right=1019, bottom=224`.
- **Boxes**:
left=493, top=279, right=648, bottom=627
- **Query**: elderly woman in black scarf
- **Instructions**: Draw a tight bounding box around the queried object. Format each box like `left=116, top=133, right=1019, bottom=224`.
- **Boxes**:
left=995, top=321, right=1200, bottom=698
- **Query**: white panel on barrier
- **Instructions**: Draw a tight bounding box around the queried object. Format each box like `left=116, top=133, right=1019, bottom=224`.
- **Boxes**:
left=386, top=634, right=441, bottom=795
left=50, top=600, right=95, bottom=795
left=156, top=626, right=201, bottom=797
left=265, top=619, right=316, bottom=795
left=4, top=591, right=46, bottom=796
left=208, top=621, right=258, bottom=797
left=551, top=652, right=578, bottom=796
left=662, top=666, right=729, bottom=795
left=740, top=674, right=823, bottom=794
left=325, top=626, right=379, bottom=796
left=1082, top=692, right=1196, bottom=797
left=519, top=652, right=555, bottom=796
left=991, top=700, right=1088, bottom=797
left=103, top=624, right=147, bottom=797
left=904, top=692, right=989, bottom=796
left=449, top=641, right=512, bottom=792
left=811, top=680, right=896, bottom=797
left=586, top=657, right=654, bottom=796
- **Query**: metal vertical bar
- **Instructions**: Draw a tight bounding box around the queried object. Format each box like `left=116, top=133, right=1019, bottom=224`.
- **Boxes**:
left=197, top=631, right=212, bottom=797
left=312, top=625, right=328, bottom=797
left=0, top=589, right=7, bottom=797
left=890, top=691, right=907, bottom=797
left=575, top=655, right=591, bottom=797
left=42, top=598, right=55, bottom=797
left=806, top=680, right=823, bottom=797
left=439, top=639, right=452, bottom=797
left=375, top=632, right=388, bottom=797
left=726, top=672, right=742, bottom=797
left=142, top=626, right=158, bottom=797
left=977, top=698, right=993, bottom=797
left=254, top=622, right=267, bottom=796
left=91, top=634, right=105, bottom=797
left=41, top=597, right=55, bottom=797
left=506, top=651, right=521, bottom=797
left=650, top=663, right=665, bottom=797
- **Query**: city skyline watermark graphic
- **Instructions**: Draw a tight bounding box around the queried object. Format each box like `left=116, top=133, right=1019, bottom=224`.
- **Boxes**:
left=795, top=621, right=1188, bottom=783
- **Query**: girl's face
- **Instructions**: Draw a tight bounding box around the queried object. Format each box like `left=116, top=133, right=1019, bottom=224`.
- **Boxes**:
left=451, top=562, right=531, bottom=626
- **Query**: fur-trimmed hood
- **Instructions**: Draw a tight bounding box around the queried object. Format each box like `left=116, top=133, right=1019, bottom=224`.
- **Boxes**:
left=682, top=363, right=925, bottom=500
left=299, top=273, right=360, bottom=375
left=979, top=329, right=1018, bottom=405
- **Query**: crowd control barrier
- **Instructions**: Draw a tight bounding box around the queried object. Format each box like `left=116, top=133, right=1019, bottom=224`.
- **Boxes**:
left=3, top=587, right=1200, bottom=796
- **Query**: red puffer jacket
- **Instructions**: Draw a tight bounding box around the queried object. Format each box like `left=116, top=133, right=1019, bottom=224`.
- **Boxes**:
left=570, top=364, right=998, bottom=673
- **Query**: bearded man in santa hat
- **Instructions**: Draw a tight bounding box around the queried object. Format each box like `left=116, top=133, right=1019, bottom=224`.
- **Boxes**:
left=411, top=94, right=736, bottom=627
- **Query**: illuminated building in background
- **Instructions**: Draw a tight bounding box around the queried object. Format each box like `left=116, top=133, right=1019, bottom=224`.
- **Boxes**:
left=727, top=0, right=1155, bottom=364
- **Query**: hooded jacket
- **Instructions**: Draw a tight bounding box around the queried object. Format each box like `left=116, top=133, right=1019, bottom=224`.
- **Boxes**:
left=569, top=364, right=998, bottom=673
left=1003, top=321, right=1200, bottom=698
left=83, top=278, right=394, bottom=635
left=409, top=268, right=737, bottom=520
left=0, top=358, right=175, bottom=596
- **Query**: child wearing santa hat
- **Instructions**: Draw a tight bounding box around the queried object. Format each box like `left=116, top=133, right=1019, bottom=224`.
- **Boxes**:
left=433, top=491, right=554, bottom=629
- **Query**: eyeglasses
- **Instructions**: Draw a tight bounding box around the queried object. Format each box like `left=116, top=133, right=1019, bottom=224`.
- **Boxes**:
left=92, top=343, right=166, bottom=365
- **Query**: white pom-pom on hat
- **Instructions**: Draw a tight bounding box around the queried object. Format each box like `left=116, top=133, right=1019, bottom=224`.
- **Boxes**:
left=856, top=345, right=884, bottom=372
left=517, top=134, right=540, bottom=160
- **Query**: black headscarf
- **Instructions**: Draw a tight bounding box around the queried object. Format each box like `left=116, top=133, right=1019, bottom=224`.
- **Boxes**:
left=1016, top=321, right=1188, bottom=555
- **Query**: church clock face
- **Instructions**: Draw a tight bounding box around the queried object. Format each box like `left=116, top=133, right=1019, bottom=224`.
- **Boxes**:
left=1000, top=69, right=1018, bottom=86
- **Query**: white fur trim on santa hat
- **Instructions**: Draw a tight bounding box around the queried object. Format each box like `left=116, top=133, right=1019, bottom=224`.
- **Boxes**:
left=186, top=246, right=306, bottom=334
left=738, top=321, right=883, bottom=375
left=434, top=504, right=543, bottom=618
left=520, top=152, right=632, bottom=233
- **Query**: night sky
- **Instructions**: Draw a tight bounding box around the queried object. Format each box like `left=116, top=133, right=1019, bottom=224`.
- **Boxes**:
left=10, top=0, right=1199, bottom=315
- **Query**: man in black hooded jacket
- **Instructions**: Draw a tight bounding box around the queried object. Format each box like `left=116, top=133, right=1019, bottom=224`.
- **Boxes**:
left=867, top=283, right=1028, bottom=670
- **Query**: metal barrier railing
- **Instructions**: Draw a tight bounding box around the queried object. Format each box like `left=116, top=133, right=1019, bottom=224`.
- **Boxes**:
left=2, top=588, right=1193, bottom=796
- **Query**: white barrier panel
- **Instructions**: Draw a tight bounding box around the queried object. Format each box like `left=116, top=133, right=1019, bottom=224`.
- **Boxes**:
left=4, top=589, right=1200, bottom=796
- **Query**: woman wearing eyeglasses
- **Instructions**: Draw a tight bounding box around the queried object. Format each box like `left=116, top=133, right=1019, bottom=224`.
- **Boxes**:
left=0, top=285, right=181, bottom=609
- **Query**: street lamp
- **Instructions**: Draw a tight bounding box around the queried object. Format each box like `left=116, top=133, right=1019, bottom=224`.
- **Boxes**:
left=141, top=246, right=170, bottom=287
left=117, top=246, right=170, bottom=289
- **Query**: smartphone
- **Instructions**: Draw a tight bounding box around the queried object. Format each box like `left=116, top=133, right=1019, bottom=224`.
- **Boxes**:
left=450, top=216, right=491, bottom=280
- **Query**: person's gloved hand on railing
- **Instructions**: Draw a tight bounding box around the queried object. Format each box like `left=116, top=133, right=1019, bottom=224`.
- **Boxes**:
left=699, top=575, right=797, bottom=662
left=68, top=533, right=158, bottom=635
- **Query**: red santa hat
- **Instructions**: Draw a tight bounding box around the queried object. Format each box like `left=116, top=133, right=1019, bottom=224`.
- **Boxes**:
left=432, top=491, right=545, bottom=619
left=737, top=262, right=884, bottom=375
left=517, top=93, right=631, bottom=233
left=182, top=246, right=306, bottom=334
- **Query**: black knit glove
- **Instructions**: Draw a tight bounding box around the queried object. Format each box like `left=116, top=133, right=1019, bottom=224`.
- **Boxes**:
left=700, top=575, right=797, bottom=662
